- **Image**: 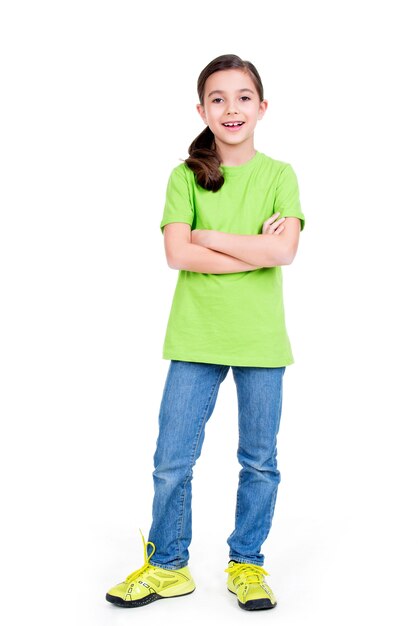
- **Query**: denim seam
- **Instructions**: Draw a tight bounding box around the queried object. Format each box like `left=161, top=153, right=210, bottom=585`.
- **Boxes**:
left=228, top=365, right=285, bottom=563
left=228, top=556, right=264, bottom=566
left=176, top=365, right=229, bottom=563
left=234, top=370, right=243, bottom=529
left=148, top=560, right=186, bottom=570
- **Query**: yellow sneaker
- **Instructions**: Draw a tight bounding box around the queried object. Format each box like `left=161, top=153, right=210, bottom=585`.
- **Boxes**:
left=106, top=530, right=196, bottom=608
left=225, top=560, right=277, bottom=610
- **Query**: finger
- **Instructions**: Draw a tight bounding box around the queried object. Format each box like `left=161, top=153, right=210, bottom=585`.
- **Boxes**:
left=270, top=217, right=285, bottom=229
left=263, top=216, right=284, bottom=234
left=263, top=213, right=280, bottom=229
left=266, top=212, right=280, bottom=223
left=266, top=218, right=285, bottom=234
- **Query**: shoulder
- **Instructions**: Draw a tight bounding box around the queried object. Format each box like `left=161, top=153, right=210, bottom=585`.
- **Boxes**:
left=259, top=151, right=290, bottom=168
left=165, top=161, right=196, bottom=194
left=257, top=151, right=295, bottom=179
left=168, top=161, right=195, bottom=181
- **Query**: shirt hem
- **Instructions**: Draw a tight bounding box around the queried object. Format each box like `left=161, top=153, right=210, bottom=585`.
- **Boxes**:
left=162, top=352, right=294, bottom=367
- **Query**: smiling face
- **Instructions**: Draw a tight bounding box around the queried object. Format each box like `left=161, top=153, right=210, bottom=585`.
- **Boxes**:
left=196, top=68, right=268, bottom=154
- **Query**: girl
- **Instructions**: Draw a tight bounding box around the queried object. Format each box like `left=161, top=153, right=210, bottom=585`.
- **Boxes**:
left=106, top=54, right=305, bottom=612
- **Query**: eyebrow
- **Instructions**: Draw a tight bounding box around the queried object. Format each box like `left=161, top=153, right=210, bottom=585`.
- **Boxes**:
left=207, top=88, right=255, bottom=97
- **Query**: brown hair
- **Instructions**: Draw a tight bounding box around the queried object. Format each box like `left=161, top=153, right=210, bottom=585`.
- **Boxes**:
left=184, top=54, right=264, bottom=192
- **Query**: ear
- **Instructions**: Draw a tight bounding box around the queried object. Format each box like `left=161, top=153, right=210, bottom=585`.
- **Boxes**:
left=196, top=103, right=207, bottom=125
left=257, top=99, right=268, bottom=121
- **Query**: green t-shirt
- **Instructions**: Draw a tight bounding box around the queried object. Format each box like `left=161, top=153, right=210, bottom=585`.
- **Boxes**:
left=159, top=150, right=305, bottom=367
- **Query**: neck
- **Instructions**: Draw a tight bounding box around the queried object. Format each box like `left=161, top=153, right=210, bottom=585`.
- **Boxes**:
left=215, top=138, right=257, bottom=167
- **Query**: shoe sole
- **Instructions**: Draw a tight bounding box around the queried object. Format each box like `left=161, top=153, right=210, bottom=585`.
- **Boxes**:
left=228, top=588, right=277, bottom=611
left=106, top=588, right=195, bottom=608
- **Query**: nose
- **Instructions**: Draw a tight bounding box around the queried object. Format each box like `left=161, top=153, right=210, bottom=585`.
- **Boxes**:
left=227, top=102, right=239, bottom=115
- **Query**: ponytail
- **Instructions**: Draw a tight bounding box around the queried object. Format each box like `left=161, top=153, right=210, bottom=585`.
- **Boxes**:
left=184, top=126, right=224, bottom=192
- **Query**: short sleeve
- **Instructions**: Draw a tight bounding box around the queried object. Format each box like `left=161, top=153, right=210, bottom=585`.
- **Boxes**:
left=160, top=164, right=195, bottom=234
left=273, top=164, right=305, bottom=232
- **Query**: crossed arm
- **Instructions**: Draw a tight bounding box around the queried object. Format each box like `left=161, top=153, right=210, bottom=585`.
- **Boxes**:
left=163, top=218, right=301, bottom=274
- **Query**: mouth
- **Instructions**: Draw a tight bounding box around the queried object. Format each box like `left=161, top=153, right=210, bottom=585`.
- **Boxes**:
left=222, top=121, right=245, bottom=131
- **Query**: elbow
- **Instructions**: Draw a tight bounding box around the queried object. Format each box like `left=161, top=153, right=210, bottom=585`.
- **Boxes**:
left=167, top=255, right=181, bottom=270
left=168, top=242, right=194, bottom=270
left=167, top=250, right=186, bottom=270
left=163, top=224, right=191, bottom=270
left=271, top=244, right=296, bottom=267
left=265, top=235, right=293, bottom=267
left=283, top=246, right=297, bottom=265
left=165, top=246, right=186, bottom=270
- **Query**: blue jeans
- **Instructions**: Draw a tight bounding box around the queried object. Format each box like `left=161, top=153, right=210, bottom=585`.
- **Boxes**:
left=148, top=360, right=286, bottom=569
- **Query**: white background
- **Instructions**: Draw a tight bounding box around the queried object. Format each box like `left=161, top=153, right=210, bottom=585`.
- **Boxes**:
left=1, top=1, right=417, bottom=624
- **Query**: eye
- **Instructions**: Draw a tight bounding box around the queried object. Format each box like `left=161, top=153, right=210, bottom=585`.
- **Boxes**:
left=212, top=98, right=223, bottom=103
left=240, top=96, right=251, bottom=101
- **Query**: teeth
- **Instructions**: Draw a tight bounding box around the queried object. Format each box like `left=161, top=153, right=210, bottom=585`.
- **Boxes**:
left=223, top=122, right=243, bottom=127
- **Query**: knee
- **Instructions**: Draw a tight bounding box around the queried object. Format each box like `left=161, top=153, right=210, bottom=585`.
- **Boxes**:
left=152, top=461, right=193, bottom=486
left=237, top=449, right=280, bottom=480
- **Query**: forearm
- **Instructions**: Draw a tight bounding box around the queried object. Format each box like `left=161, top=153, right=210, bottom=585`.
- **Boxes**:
left=171, top=243, right=262, bottom=274
left=204, top=231, right=290, bottom=267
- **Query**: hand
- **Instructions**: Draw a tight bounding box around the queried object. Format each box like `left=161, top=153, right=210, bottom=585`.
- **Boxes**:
left=262, top=212, right=286, bottom=235
left=191, top=229, right=210, bottom=247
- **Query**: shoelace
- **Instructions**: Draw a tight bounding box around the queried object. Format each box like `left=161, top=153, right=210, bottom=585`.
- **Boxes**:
left=125, top=529, right=156, bottom=583
left=224, top=561, right=269, bottom=584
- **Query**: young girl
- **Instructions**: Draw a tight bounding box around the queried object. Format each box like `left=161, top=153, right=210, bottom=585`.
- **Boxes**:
left=106, top=54, right=305, bottom=612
